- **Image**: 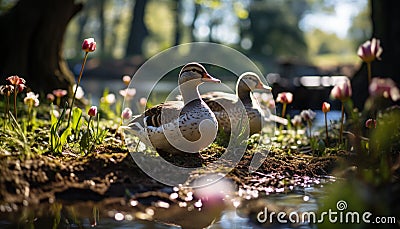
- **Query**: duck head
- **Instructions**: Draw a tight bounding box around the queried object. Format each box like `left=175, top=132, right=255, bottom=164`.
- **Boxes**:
left=179, top=62, right=220, bottom=85
left=237, top=72, right=271, bottom=93
left=178, top=63, right=220, bottom=104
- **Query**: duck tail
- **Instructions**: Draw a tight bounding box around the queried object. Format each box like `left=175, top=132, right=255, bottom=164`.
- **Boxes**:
left=122, top=118, right=152, bottom=147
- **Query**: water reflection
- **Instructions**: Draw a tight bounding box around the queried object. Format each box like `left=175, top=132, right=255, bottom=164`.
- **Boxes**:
left=0, top=176, right=335, bottom=228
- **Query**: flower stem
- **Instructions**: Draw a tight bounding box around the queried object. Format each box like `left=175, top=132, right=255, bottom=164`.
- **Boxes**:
left=13, top=86, right=17, bottom=119
left=339, top=102, right=345, bottom=144
left=324, top=112, right=329, bottom=144
left=3, top=96, right=8, bottom=129
left=367, top=62, right=372, bottom=85
left=67, top=52, right=89, bottom=127
left=56, top=97, right=61, bottom=107
left=27, top=105, right=32, bottom=127
left=281, top=103, right=287, bottom=118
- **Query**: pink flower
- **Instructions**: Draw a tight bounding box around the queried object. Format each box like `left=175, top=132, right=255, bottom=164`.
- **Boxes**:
left=16, top=84, right=26, bottom=93
left=121, top=107, right=133, bottom=120
left=365, top=119, right=377, bottom=129
left=139, top=97, right=147, bottom=107
left=88, top=106, right=98, bottom=117
left=82, top=38, right=96, bottom=52
left=357, top=38, right=383, bottom=63
left=322, top=102, right=331, bottom=113
left=122, top=75, right=131, bottom=86
left=46, top=93, right=55, bottom=102
left=330, top=80, right=352, bottom=101
left=119, top=88, right=136, bottom=100
left=369, top=77, right=400, bottom=101
left=276, top=92, right=293, bottom=104
left=6, top=75, right=26, bottom=85
left=53, top=89, right=68, bottom=98
left=6, top=75, right=26, bottom=93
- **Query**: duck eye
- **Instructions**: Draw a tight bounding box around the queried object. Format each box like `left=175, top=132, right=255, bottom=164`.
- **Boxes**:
left=191, top=69, right=202, bottom=74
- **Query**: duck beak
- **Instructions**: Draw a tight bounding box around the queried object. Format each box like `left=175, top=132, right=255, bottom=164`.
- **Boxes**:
left=202, top=73, right=221, bottom=83
left=255, top=82, right=272, bottom=91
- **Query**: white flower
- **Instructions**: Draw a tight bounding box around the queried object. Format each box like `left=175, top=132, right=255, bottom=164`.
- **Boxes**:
left=122, top=75, right=131, bottom=86
left=300, top=109, right=316, bottom=121
left=50, top=109, right=60, bottom=118
left=73, top=84, right=85, bottom=99
left=101, top=93, right=116, bottom=104
left=119, top=88, right=136, bottom=100
left=291, top=114, right=302, bottom=127
left=24, top=92, right=39, bottom=107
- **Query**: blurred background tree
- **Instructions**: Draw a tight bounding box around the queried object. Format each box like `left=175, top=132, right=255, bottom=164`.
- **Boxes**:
left=2, top=0, right=393, bottom=107
left=0, top=0, right=82, bottom=93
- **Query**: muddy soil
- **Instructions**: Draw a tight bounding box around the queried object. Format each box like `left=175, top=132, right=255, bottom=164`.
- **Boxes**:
left=0, top=144, right=341, bottom=205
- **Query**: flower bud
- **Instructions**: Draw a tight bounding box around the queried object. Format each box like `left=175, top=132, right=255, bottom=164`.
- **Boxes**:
left=365, top=119, right=377, bottom=129
left=46, top=93, right=55, bottom=102
left=357, top=38, right=382, bottom=63
left=139, top=97, right=147, bottom=107
left=122, top=75, right=131, bottom=86
left=322, top=102, right=331, bottom=113
left=121, top=107, right=133, bottom=120
left=88, top=106, right=98, bottom=117
left=276, top=92, right=293, bottom=104
left=82, top=38, right=96, bottom=52
left=53, top=89, right=68, bottom=98
left=330, top=80, right=352, bottom=101
left=369, top=77, right=400, bottom=101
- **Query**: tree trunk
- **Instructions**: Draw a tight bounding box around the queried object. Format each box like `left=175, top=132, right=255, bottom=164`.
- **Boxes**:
left=125, top=0, right=149, bottom=57
left=174, top=0, right=181, bottom=46
left=98, top=0, right=106, bottom=57
left=190, top=3, right=200, bottom=42
left=352, top=0, right=400, bottom=109
left=0, top=0, right=82, bottom=94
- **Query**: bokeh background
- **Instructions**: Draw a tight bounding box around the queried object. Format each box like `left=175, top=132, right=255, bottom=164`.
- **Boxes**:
left=0, top=0, right=399, bottom=110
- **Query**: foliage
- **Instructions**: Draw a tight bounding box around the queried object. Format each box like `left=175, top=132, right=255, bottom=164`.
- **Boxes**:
left=241, top=1, right=309, bottom=58
left=49, top=105, right=70, bottom=154
left=305, top=29, right=358, bottom=66
left=348, top=4, right=372, bottom=50
left=61, top=0, right=369, bottom=65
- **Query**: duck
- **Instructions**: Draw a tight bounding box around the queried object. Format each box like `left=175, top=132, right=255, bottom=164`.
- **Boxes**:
left=201, top=72, right=272, bottom=137
left=127, top=62, right=221, bottom=154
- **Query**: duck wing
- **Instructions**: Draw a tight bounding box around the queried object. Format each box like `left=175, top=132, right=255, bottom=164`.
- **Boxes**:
left=131, top=100, right=184, bottom=128
left=201, top=92, right=238, bottom=112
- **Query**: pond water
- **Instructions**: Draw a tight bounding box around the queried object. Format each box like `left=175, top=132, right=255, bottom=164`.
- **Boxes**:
left=0, top=176, right=336, bottom=228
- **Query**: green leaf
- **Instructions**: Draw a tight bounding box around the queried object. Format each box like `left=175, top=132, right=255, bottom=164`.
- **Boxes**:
left=72, top=107, right=83, bottom=137
left=60, top=127, right=72, bottom=146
